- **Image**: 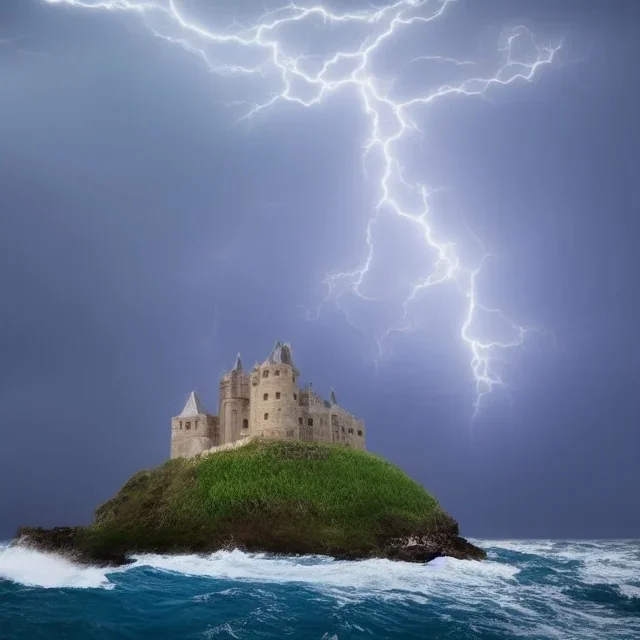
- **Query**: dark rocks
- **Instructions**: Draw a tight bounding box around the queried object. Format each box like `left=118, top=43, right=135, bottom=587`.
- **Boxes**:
left=15, top=525, right=485, bottom=567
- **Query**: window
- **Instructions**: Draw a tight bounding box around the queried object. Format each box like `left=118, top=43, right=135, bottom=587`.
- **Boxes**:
left=341, top=426, right=345, bottom=433
left=264, top=413, right=269, bottom=421
left=357, top=430, right=363, bottom=436
left=298, top=417, right=303, bottom=425
left=185, top=421, right=191, bottom=430
left=243, top=419, right=249, bottom=429
left=275, top=369, right=280, bottom=376
left=195, top=420, right=199, bottom=430
left=292, top=375, right=295, bottom=383
left=331, top=415, right=338, bottom=426
left=308, top=418, right=313, bottom=426
left=293, top=393, right=297, bottom=400
left=179, top=421, right=183, bottom=430
left=263, top=393, right=268, bottom=401
left=263, top=370, right=269, bottom=378
left=348, top=428, right=354, bottom=434
left=275, top=392, right=281, bottom=399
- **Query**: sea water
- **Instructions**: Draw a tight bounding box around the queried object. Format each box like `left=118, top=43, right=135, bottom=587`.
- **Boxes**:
left=1, top=540, right=638, bottom=639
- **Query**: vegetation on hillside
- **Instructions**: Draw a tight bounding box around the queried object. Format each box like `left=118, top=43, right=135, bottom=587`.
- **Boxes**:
left=76, top=439, right=457, bottom=560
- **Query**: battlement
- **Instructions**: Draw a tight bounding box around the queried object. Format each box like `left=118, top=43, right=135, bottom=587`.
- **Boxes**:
left=170, top=340, right=365, bottom=459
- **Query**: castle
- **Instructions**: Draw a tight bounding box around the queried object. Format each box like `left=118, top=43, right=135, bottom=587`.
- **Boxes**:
left=170, top=340, right=366, bottom=458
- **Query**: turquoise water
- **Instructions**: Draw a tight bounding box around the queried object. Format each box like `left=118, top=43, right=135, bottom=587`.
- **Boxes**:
left=1, top=540, right=638, bottom=639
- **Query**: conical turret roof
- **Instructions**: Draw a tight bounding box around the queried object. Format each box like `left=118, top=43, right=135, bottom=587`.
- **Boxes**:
left=330, top=388, right=337, bottom=405
left=232, top=353, right=243, bottom=372
left=263, top=340, right=295, bottom=367
left=178, top=391, right=206, bottom=417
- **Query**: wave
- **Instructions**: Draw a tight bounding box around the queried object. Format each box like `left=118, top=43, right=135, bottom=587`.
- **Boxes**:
left=479, top=539, right=640, bottom=597
left=0, top=542, right=113, bottom=590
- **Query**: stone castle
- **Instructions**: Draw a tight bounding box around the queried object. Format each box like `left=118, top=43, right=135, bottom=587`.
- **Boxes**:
left=171, top=340, right=366, bottom=458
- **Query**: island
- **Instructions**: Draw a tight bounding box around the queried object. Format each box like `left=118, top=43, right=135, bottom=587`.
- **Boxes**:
left=16, top=439, right=485, bottom=565
left=16, top=342, right=485, bottom=565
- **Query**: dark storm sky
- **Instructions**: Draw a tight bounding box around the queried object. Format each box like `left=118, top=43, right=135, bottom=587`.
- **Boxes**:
left=1, top=0, right=638, bottom=541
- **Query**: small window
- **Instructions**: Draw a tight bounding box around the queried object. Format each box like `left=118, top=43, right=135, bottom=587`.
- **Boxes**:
left=341, top=426, right=345, bottom=433
left=293, top=393, right=297, bottom=400
left=275, top=369, right=280, bottom=376
left=185, top=421, right=191, bottom=430
left=263, top=393, right=268, bottom=401
left=308, top=418, right=313, bottom=426
left=263, top=370, right=269, bottom=378
left=195, top=420, right=199, bottom=430
left=243, top=419, right=249, bottom=429
left=179, top=421, right=183, bottom=430
left=264, top=413, right=269, bottom=421
left=275, top=392, right=281, bottom=399
left=298, top=417, right=303, bottom=425
left=348, top=428, right=354, bottom=434
left=357, top=430, right=363, bottom=436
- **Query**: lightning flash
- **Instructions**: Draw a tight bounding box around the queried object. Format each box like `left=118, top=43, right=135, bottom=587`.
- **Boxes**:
left=42, top=0, right=560, bottom=416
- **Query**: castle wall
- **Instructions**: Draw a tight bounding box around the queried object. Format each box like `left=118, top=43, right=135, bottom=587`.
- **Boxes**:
left=330, top=406, right=365, bottom=450
left=171, top=414, right=219, bottom=458
left=250, top=363, right=299, bottom=440
left=219, top=370, right=250, bottom=445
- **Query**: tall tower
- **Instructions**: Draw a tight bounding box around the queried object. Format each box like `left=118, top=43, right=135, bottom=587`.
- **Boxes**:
left=171, top=391, right=218, bottom=458
left=249, top=341, right=300, bottom=439
left=218, top=354, right=250, bottom=445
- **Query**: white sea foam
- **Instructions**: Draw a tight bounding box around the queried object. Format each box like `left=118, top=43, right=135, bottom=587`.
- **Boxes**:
left=480, top=539, right=640, bottom=594
left=0, top=543, right=113, bottom=589
left=126, top=548, right=516, bottom=601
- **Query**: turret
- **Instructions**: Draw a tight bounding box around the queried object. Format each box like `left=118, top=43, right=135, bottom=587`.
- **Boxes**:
left=218, top=353, right=250, bottom=444
left=171, top=391, right=219, bottom=458
left=249, top=340, right=300, bottom=440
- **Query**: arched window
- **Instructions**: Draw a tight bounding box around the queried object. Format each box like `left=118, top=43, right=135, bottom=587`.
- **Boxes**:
left=263, top=370, right=269, bottom=378
left=275, top=369, right=280, bottom=376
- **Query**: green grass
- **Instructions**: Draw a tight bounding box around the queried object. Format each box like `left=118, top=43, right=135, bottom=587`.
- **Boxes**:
left=81, top=440, right=456, bottom=559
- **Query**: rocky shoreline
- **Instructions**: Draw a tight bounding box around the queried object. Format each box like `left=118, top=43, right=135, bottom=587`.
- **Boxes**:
left=14, top=525, right=485, bottom=567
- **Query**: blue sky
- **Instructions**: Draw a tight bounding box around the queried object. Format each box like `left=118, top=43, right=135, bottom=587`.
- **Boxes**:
left=1, top=0, right=638, bottom=539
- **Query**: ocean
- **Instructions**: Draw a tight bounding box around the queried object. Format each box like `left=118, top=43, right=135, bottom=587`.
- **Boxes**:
left=0, top=540, right=638, bottom=639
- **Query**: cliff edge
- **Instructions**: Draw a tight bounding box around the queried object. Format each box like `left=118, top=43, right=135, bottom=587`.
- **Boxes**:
left=16, top=440, right=485, bottom=565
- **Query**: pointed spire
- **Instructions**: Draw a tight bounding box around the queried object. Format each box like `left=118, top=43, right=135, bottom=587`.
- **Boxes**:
left=264, top=340, right=282, bottom=365
left=330, top=388, right=337, bottom=405
left=233, top=353, right=243, bottom=372
left=178, top=391, right=206, bottom=417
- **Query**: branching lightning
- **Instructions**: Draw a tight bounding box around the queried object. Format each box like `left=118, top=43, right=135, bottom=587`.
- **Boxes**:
left=42, top=0, right=560, bottom=417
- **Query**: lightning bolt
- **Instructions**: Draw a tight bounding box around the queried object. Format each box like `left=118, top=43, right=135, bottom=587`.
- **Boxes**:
left=41, top=0, right=560, bottom=418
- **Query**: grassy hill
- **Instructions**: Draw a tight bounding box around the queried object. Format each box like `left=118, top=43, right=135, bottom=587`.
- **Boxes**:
left=18, top=440, right=485, bottom=564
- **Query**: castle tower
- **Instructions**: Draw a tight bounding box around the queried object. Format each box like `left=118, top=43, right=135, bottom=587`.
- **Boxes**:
left=218, top=353, right=250, bottom=445
left=171, top=391, right=219, bottom=458
left=249, top=340, right=300, bottom=440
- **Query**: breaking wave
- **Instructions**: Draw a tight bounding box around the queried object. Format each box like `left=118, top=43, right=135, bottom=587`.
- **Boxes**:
left=1, top=540, right=639, bottom=639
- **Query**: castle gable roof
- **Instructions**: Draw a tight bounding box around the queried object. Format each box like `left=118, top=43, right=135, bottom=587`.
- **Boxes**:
left=178, top=391, right=207, bottom=417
